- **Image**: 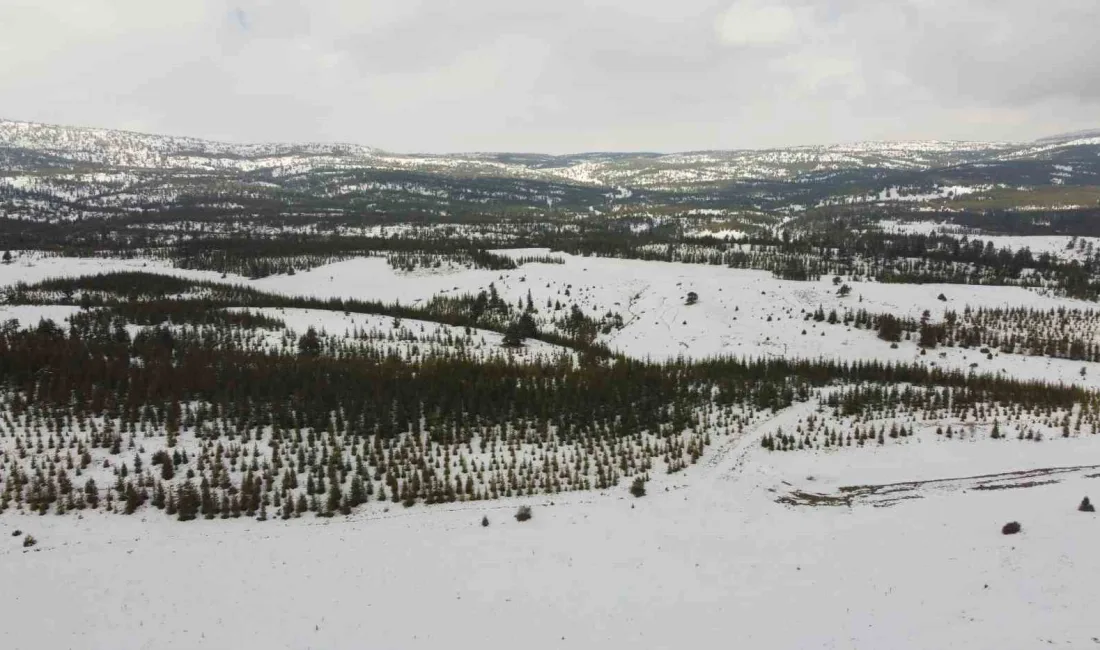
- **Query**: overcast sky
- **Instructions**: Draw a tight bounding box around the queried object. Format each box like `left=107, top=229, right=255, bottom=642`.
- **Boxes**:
left=1, top=0, right=1097, bottom=153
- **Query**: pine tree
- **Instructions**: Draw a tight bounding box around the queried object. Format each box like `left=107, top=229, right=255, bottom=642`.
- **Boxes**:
left=298, top=327, right=322, bottom=357
left=348, top=476, right=366, bottom=507
left=123, top=483, right=140, bottom=514
left=177, top=481, right=199, bottom=522
left=324, top=481, right=341, bottom=517
left=501, top=321, right=525, bottom=348
left=200, top=478, right=215, bottom=519
left=152, top=483, right=166, bottom=509
left=84, top=479, right=99, bottom=509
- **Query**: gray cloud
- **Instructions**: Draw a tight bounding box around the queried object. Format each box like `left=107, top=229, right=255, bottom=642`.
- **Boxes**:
left=0, top=0, right=1096, bottom=153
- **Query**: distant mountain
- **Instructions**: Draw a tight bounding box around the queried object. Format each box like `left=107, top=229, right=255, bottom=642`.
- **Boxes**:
left=1, top=118, right=1098, bottom=223
left=1033, top=129, right=1100, bottom=144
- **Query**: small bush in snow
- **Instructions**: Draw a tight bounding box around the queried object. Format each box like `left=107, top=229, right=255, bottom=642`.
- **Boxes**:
left=1002, top=521, right=1022, bottom=535
left=515, top=505, right=532, bottom=522
left=11, top=530, right=21, bottom=537
left=1080, top=497, right=1095, bottom=513
left=630, top=476, right=647, bottom=498
left=22, top=535, right=37, bottom=548
left=481, top=515, right=490, bottom=527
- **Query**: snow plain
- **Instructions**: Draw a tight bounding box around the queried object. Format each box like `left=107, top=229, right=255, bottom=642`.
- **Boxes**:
left=2, top=246, right=1100, bottom=650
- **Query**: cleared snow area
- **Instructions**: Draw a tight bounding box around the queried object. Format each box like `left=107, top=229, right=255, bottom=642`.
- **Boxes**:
left=241, top=307, right=574, bottom=362
left=972, top=235, right=1100, bottom=262
left=0, top=304, right=83, bottom=327
left=819, top=184, right=989, bottom=207
left=3, top=409, right=1097, bottom=650
left=0, top=303, right=571, bottom=364
left=880, top=219, right=969, bottom=235
left=683, top=227, right=747, bottom=240
left=0, top=252, right=233, bottom=287
left=880, top=223, right=1100, bottom=262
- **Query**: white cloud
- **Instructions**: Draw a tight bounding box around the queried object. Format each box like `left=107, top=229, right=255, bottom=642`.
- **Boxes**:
left=781, top=54, right=863, bottom=96
left=0, top=0, right=1097, bottom=152
left=715, top=0, right=805, bottom=46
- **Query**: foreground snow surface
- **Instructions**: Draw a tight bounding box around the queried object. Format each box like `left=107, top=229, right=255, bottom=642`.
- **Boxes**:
left=2, top=425, right=1098, bottom=650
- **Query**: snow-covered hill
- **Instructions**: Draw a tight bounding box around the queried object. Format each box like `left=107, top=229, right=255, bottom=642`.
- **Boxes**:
left=2, top=118, right=1097, bottom=197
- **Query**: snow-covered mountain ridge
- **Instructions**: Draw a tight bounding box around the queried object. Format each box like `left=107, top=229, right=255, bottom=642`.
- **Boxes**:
left=2, top=118, right=1098, bottom=223
left=2, top=117, right=1094, bottom=187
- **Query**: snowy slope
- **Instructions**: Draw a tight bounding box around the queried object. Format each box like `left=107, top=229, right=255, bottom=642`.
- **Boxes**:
left=2, top=410, right=1096, bottom=650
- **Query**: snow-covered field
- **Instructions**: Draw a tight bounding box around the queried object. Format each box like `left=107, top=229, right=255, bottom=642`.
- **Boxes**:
left=8, top=248, right=1100, bottom=382
left=3, top=249, right=1100, bottom=650
left=881, top=222, right=1100, bottom=262
left=3, top=409, right=1097, bottom=650
left=229, top=249, right=1100, bottom=386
